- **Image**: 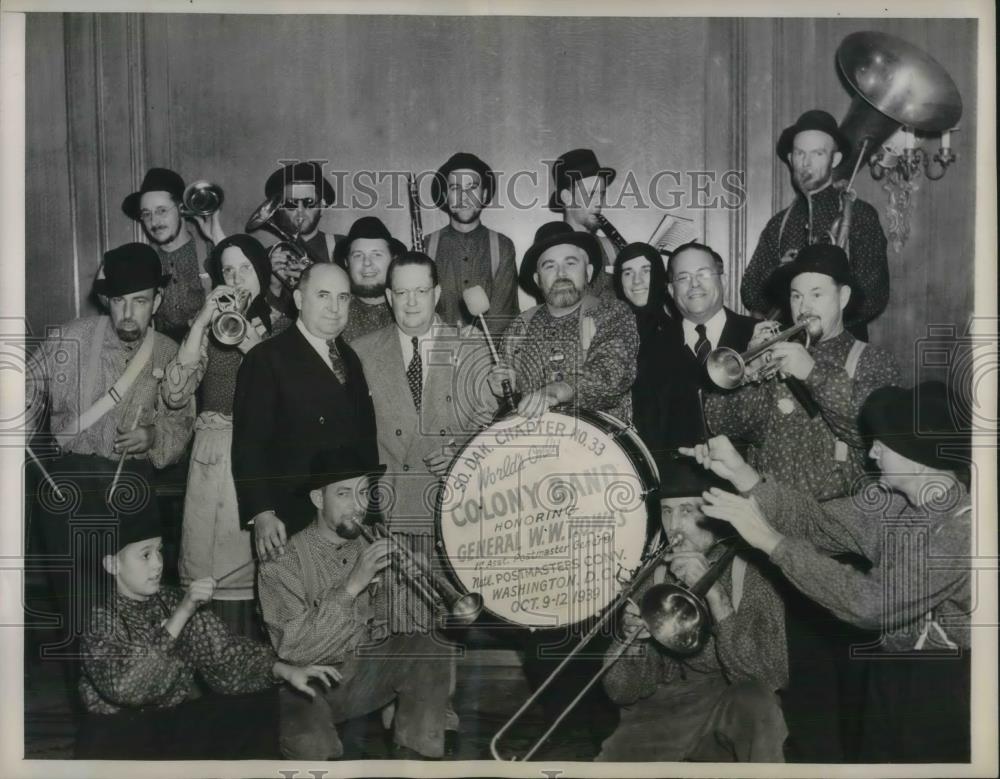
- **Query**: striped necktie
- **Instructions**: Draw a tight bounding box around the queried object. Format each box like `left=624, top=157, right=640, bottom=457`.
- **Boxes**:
left=406, top=336, right=422, bottom=412
left=694, top=324, right=711, bottom=363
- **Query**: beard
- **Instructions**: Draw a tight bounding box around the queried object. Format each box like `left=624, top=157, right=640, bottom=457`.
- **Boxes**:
left=115, top=319, right=142, bottom=342
left=351, top=280, right=387, bottom=300
left=792, top=168, right=832, bottom=194
left=544, top=280, right=584, bottom=308
left=335, top=518, right=364, bottom=540
left=449, top=205, right=483, bottom=224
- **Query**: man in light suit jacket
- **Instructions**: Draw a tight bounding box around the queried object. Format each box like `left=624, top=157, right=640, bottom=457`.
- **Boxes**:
left=352, top=251, right=493, bottom=539
left=232, top=263, right=378, bottom=562
left=653, top=242, right=757, bottom=454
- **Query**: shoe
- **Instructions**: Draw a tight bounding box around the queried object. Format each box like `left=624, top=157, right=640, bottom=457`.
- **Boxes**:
left=444, top=730, right=460, bottom=758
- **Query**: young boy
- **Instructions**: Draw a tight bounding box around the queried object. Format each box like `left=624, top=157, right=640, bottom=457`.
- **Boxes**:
left=76, top=499, right=339, bottom=759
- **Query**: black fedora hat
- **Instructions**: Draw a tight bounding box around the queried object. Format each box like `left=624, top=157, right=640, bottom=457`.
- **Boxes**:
left=765, top=243, right=863, bottom=312
left=122, top=168, right=185, bottom=221
left=548, top=148, right=616, bottom=213
left=93, top=243, right=171, bottom=297
left=303, top=445, right=388, bottom=494
left=432, top=152, right=496, bottom=211
left=518, top=222, right=601, bottom=299
left=264, top=161, right=336, bottom=205
left=860, top=382, right=970, bottom=472
left=332, top=216, right=407, bottom=265
left=776, top=110, right=852, bottom=161
left=655, top=451, right=729, bottom=500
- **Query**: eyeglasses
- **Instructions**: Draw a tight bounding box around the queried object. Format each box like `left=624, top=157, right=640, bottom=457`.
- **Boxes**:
left=391, top=287, right=433, bottom=300
left=281, top=198, right=318, bottom=210
left=139, top=205, right=178, bottom=222
left=672, top=269, right=720, bottom=286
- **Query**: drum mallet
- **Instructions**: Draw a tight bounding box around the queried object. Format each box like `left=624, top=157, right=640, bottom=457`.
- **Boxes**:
left=109, top=405, right=144, bottom=501
left=462, top=286, right=518, bottom=410
left=26, top=444, right=64, bottom=501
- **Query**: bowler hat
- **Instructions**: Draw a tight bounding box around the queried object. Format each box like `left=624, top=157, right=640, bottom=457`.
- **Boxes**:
left=518, top=222, right=601, bottom=299
left=122, top=168, right=185, bottom=221
left=776, top=110, right=852, bottom=161
left=432, top=152, right=496, bottom=211
left=264, top=161, right=336, bottom=206
left=333, top=216, right=407, bottom=265
left=548, top=148, right=616, bottom=213
left=93, top=243, right=171, bottom=297
left=303, top=445, right=388, bottom=494
left=860, top=382, right=971, bottom=473
left=655, top=451, right=729, bottom=500
left=765, top=243, right=862, bottom=312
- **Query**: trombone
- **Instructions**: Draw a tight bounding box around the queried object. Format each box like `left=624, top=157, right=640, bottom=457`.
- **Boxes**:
left=358, top=518, right=483, bottom=626
left=490, top=533, right=740, bottom=761
left=245, top=193, right=311, bottom=291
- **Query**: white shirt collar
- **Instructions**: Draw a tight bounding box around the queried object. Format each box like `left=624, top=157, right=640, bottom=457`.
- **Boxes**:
left=296, top=318, right=335, bottom=369
left=682, top=307, right=727, bottom=354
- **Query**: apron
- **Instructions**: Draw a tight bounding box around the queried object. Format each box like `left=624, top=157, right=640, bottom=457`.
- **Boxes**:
left=179, top=412, right=253, bottom=600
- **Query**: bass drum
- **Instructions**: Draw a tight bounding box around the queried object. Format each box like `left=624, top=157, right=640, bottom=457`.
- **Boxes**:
left=436, top=409, right=659, bottom=630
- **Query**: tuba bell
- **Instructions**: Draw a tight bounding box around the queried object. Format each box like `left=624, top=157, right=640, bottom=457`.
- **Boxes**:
left=181, top=181, right=224, bottom=218
left=834, top=31, right=963, bottom=182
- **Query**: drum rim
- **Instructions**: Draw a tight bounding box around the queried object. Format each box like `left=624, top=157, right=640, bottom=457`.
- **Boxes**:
left=433, top=407, right=662, bottom=630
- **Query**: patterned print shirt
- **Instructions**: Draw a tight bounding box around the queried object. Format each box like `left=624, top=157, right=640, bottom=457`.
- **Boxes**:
left=155, top=236, right=206, bottom=336
left=80, top=587, right=277, bottom=714
left=501, top=296, right=639, bottom=423
left=26, top=315, right=195, bottom=468
left=742, top=183, right=890, bottom=326
left=341, top=299, right=395, bottom=344
left=705, top=331, right=900, bottom=501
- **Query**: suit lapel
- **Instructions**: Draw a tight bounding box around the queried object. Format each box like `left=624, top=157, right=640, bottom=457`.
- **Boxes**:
left=287, top=325, right=339, bottom=385
left=375, top=327, right=419, bottom=431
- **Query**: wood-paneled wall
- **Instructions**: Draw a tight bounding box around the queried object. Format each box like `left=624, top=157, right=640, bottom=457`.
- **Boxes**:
left=25, top=13, right=979, bottom=383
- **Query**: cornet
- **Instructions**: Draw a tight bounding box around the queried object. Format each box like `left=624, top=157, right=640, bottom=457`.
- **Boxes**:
left=245, top=193, right=311, bottom=291
left=210, top=286, right=252, bottom=347
left=181, top=181, right=224, bottom=218
left=706, top=316, right=817, bottom=390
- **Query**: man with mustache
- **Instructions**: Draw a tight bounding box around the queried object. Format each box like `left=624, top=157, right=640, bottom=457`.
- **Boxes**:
left=258, top=446, right=452, bottom=760
left=487, top=222, right=638, bottom=421
left=741, top=111, right=889, bottom=340
left=25, top=244, right=196, bottom=664
left=120, top=168, right=225, bottom=343
left=705, top=243, right=900, bottom=762
left=333, top=216, right=405, bottom=343
left=424, top=153, right=518, bottom=330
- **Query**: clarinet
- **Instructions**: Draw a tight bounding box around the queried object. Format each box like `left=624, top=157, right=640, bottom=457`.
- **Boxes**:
left=407, top=173, right=424, bottom=253
left=595, top=213, right=628, bottom=252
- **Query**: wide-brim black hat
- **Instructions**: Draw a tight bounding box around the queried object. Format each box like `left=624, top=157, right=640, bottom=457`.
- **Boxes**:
left=93, top=243, right=172, bottom=297
left=765, top=243, right=863, bottom=313
left=264, top=161, right=336, bottom=205
left=548, top=148, right=616, bottom=213
left=518, top=222, right=602, bottom=300
left=655, top=451, right=729, bottom=500
left=333, top=216, right=407, bottom=265
left=122, top=167, right=185, bottom=221
left=432, top=152, right=496, bottom=211
left=303, top=446, right=388, bottom=494
left=776, top=110, right=852, bottom=161
left=860, top=382, right=971, bottom=472
left=112, top=498, right=165, bottom=553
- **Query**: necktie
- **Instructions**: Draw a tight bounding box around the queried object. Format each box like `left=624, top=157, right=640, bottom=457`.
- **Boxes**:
left=406, top=336, right=422, bottom=412
left=694, top=324, right=711, bottom=363
left=326, top=339, right=347, bottom=384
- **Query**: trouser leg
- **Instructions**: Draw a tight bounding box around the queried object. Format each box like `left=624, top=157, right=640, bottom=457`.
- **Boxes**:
left=688, top=680, right=788, bottom=763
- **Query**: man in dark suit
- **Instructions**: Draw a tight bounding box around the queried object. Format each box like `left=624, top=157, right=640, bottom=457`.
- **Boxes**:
left=654, top=241, right=756, bottom=452
left=232, top=263, right=378, bottom=561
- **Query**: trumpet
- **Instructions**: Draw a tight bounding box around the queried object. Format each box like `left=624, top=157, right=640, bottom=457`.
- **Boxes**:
left=358, top=519, right=483, bottom=626
left=181, top=181, right=224, bottom=218
left=706, top=316, right=817, bottom=390
left=594, top=213, right=628, bottom=252
left=407, top=173, right=424, bottom=252
left=245, top=193, right=311, bottom=291
left=210, top=286, right=252, bottom=347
